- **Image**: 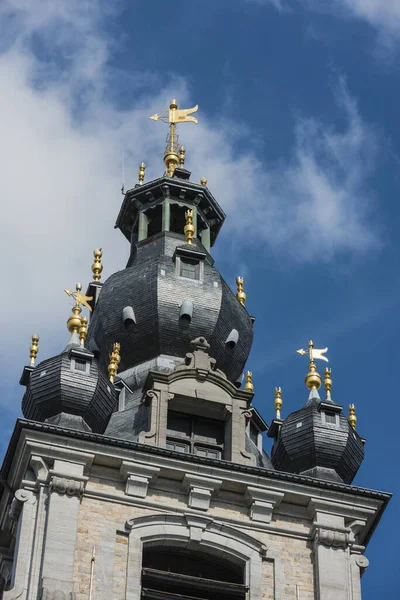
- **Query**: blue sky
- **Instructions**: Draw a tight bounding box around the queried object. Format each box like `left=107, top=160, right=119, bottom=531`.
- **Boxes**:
left=0, top=1, right=399, bottom=597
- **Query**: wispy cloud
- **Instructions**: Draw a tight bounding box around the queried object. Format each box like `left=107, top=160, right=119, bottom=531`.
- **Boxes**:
left=0, top=0, right=380, bottom=391
left=252, top=0, right=400, bottom=38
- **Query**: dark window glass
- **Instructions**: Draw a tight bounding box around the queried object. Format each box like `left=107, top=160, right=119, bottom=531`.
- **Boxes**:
left=167, top=410, right=224, bottom=458
left=324, top=411, right=336, bottom=424
left=180, top=258, right=199, bottom=280
left=141, top=548, right=246, bottom=600
left=249, top=422, right=258, bottom=445
left=194, top=446, right=221, bottom=459
left=73, top=358, right=87, bottom=373
left=166, top=440, right=189, bottom=453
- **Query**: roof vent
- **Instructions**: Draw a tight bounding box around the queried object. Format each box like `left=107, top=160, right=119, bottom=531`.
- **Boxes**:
left=179, top=300, right=193, bottom=322
left=122, top=306, right=136, bottom=329
left=225, top=329, right=239, bottom=349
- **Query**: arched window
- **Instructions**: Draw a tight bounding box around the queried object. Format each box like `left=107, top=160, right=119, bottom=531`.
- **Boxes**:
left=141, top=547, right=247, bottom=600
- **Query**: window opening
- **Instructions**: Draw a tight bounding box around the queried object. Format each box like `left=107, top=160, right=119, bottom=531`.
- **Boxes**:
left=141, top=548, right=247, bottom=600
left=72, top=358, right=88, bottom=373
left=249, top=422, right=258, bottom=445
left=170, top=204, right=187, bottom=235
left=324, top=411, right=337, bottom=424
left=147, top=205, right=162, bottom=238
left=180, top=258, right=199, bottom=280
left=166, top=411, right=224, bottom=459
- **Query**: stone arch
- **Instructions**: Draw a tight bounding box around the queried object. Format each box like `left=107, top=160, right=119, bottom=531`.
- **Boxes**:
left=125, top=513, right=266, bottom=600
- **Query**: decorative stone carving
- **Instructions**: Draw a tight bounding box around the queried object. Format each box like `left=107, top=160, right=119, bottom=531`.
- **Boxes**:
left=314, top=525, right=350, bottom=548
left=175, top=337, right=226, bottom=381
left=50, top=477, right=84, bottom=498
left=30, top=456, right=49, bottom=483
left=182, top=474, right=222, bottom=511
left=244, top=487, right=284, bottom=523
left=140, top=389, right=159, bottom=442
left=119, top=461, right=160, bottom=499
left=354, top=555, right=370, bottom=570
left=9, top=489, right=35, bottom=521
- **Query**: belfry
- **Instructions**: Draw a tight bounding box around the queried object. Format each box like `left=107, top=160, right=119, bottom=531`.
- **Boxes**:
left=0, top=101, right=391, bottom=600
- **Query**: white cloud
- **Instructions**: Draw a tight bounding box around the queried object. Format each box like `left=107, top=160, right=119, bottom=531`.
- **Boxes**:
left=0, top=1, right=379, bottom=391
left=330, top=1, right=400, bottom=34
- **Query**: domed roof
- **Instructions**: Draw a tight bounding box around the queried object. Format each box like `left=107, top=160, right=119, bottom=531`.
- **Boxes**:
left=22, top=336, right=116, bottom=433
left=87, top=236, right=254, bottom=384
left=270, top=391, right=364, bottom=484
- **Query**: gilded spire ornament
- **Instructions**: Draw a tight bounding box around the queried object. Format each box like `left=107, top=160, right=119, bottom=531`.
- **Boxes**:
left=297, top=340, right=329, bottom=391
left=150, top=99, right=198, bottom=176
left=91, top=248, right=103, bottom=282
left=244, top=371, right=254, bottom=392
left=324, top=367, right=332, bottom=400
left=79, top=316, right=88, bottom=347
left=200, top=177, right=207, bottom=187
left=236, top=276, right=246, bottom=306
left=179, top=146, right=186, bottom=167
left=29, top=334, right=40, bottom=367
left=274, top=386, right=283, bottom=419
left=66, top=284, right=83, bottom=333
left=108, top=342, right=121, bottom=383
left=65, top=283, right=93, bottom=312
left=184, top=209, right=195, bottom=244
left=348, top=404, right=357, bottom=430
left=138, top=162, right=146, bottom=185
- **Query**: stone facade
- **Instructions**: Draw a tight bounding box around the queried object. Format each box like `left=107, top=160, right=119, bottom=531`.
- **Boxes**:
left=0, top=421, right=389, bottom=600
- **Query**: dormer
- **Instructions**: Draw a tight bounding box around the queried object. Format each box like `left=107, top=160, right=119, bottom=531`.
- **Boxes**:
left=138, top=337, right=256, bottom=465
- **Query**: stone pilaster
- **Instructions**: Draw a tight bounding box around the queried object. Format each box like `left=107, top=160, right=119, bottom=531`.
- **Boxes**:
left=40, top=460, right=88, bottom=600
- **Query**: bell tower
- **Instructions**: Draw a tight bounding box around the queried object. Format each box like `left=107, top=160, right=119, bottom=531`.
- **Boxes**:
left=0, top=101, right=391, bottom=600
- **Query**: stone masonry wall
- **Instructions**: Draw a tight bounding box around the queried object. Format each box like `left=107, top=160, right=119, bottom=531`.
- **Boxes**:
left=73, top=468, right=315, bottom=600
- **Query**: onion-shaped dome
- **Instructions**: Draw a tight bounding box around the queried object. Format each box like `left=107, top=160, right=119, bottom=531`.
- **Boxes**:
left=270, top=390, right=364, bottom=484
left=22, top=336, right=116, bottom=434
left=87, top=237, right=254, bottom=385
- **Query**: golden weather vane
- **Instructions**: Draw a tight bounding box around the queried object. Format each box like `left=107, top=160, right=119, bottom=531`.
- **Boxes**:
left=64, top=283, right=93, bottom=312
left=297, top=340, right=329, bottom=363
left=297, top=340, right=329, bottom=391
left=150, top=99, right=199, bottom=176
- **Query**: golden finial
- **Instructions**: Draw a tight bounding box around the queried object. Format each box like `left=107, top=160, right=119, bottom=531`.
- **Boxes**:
left=324, top=367, right=332, bottom=400
left=29, top=334, right=40, bottom=367
left=138, top=162, right=146, bottom=185
left=79, top=316, right=88, bottom=347
left=150, top=99, right=198, bottom=177
left=297, top=340, right=329, bottom=391
left=348, top=404, right=357, bottom=430
left=236, top=276, right=246, bottom=306
left=91, top=248, right=103, bottom=282
left=274, top=387, right=283, bottom=419
left=184, top=209, right=195, bottom=244
left=200, top=177, right=207, bottom=186
left=244, top=371, right=254, bottom=392
left=179, top=147, right=185, bottom=167
left=66, top=283, right=83, bottom=333
left=108, top=342, right=121, bottom=383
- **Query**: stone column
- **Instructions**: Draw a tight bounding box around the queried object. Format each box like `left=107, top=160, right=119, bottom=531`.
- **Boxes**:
left=40, top=460, right=88, bottom=600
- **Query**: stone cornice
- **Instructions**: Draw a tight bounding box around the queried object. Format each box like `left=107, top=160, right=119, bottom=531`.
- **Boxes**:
left=0, top=419, right=391, bottom=548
